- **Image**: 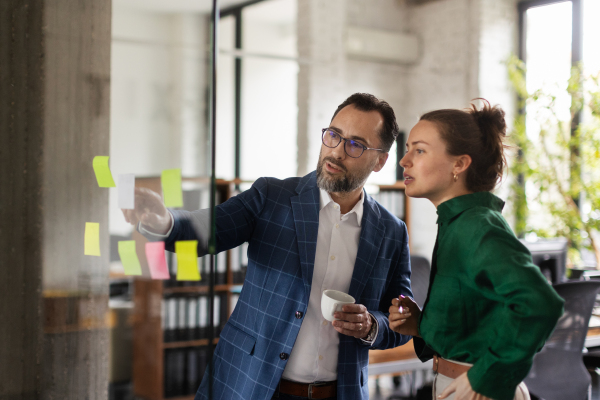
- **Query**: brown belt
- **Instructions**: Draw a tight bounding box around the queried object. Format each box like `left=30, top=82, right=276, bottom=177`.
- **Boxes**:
left=277, top=378, right=337, bottom=399
left=433, top=355, right=471, bottom=379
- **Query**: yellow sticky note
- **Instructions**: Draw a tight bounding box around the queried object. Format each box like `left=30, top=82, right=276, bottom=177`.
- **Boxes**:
left=161, top=168, right=183, bottom=208
left=84, top=222, right=101, bottom=256
left=118, top=240, right=142, bottom=276
left=175, top=240, right=200, bottom=281
left=93, top=156, right=116, bottom=188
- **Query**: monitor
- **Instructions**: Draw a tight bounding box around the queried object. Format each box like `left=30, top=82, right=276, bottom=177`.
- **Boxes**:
left=520, top=238, right=568, bottom=283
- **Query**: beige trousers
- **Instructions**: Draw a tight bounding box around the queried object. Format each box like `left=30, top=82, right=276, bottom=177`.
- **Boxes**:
left=432, top=359, right=530, bottom=400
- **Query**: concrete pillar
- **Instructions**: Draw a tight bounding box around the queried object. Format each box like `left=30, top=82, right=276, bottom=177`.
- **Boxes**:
left=1, top=0, right=111, bottom=398
left=296, top=0, right=347, bottom=177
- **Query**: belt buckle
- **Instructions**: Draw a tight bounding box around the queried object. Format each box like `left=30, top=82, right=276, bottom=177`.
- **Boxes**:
left=308, top=382, right=327, bottom=399
left=433, top=355, right=439, bottom=373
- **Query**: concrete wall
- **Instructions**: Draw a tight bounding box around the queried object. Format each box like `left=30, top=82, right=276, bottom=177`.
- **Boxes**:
left=297, top=0, right=519, bottom=259
left=1, top=0, right=111, bottom=398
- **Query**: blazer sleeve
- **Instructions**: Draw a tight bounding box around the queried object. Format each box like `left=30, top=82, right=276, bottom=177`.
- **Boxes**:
left=162, top=177, right=269, bottom=255
left=465, top=223, right=564, bottom=400
left=369, top=222, right=413, bottom=350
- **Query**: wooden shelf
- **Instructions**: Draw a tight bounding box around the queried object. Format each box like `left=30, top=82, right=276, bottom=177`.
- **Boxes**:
left=163, top=339, right=219, bottom=349
left=378, top=180, right=406, bottom=190
left=163, top=285, right=230, bottom=294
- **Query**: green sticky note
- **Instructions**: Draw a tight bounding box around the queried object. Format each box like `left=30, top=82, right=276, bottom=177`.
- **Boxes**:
left=93, top=156, right=116, bottom=187
left=84, top=222, right=101, bottom=256
left=118, top=240, right=142, bottom=276
left=161, top=169, right=183, bottom=208
left=175, top=240, right=200, bottom=281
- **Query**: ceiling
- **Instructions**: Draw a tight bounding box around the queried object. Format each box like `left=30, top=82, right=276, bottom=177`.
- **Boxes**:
left=113, top=0, right=255, bottom=14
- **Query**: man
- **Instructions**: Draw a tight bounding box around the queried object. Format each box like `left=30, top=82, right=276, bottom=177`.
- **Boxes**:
left=123, top=93, right=412, bottom=400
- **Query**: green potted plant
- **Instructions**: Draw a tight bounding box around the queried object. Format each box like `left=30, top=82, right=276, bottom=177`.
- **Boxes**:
left=506, top=55, right=600, bottom=272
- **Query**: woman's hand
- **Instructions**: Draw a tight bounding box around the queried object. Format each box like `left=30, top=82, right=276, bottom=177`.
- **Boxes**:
left=438, top=373, right=492, bottom=400
left=388, top=295, right=421, bottom=337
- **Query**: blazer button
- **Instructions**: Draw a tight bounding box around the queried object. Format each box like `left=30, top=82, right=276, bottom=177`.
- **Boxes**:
left=295, top=311, right=303, bottom=319
left=280, top=352, right=289, bottom=360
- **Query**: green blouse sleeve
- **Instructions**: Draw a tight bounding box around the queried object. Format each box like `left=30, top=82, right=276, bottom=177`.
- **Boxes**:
left=464, top=222, right=564, bottom=400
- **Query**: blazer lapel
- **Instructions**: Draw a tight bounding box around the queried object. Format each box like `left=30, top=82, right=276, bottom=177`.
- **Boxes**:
left=290, top=172, right=320, bottom=300
left=348, top=193, right=385, bottom=302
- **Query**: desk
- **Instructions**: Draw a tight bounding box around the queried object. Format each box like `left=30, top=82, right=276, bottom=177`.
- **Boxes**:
left=369, top=329, right=600, bottom=377
left=369, top=339, right=432, bottom=376
left=586, top=327, right=600, bottom=347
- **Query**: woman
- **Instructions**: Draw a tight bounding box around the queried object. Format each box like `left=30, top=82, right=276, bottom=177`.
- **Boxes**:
left=389, top=100, right=564, bottom=400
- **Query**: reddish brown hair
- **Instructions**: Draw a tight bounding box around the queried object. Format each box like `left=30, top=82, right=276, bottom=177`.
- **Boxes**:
left=420, top=99, right=508, bottom=192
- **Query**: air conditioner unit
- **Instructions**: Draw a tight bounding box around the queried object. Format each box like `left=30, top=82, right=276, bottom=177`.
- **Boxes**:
left=345, top=27, right=420, bottom=64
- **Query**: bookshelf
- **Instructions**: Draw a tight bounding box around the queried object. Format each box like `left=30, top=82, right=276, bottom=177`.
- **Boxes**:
left=132, top=178, right=410, bottom=400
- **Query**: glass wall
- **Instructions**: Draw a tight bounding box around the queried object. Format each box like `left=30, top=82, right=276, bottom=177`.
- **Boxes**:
left=109, top=1, right=216, bottom=399
left=107, top=1, right=298, bottom=399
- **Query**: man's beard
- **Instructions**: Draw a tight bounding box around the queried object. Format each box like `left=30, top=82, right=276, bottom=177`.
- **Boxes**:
left=316, top=153, right=375, bottom=193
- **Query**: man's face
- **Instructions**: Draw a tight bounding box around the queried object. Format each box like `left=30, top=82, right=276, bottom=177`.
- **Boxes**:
left=316, top=105, right=388, bottom=194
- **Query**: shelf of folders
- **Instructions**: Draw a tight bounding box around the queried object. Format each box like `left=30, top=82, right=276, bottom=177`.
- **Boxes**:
left=369, top=185, right=406, bottom=221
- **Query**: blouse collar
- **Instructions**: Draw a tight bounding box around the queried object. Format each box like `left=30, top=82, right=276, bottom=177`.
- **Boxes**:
left=436, top=191, right=505, bottom=224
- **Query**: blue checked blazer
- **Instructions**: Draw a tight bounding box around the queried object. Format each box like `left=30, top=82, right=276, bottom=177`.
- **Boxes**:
left=166, top=171, right=412, bottom=400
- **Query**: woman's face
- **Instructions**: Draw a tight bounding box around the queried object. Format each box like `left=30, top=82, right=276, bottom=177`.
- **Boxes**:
left=399, top=120, right=461, bottom=206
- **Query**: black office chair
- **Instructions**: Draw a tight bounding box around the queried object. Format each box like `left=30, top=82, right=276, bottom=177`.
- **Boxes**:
left=524, top=280, right=600, bottom=400
left=409, top=255, right=430, bottom=309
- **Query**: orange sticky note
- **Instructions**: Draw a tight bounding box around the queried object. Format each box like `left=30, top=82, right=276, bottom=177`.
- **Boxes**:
left=175, top=240, right=200, bottom=281
left=146, top=241, right=170, bottom=280
left=84, top=222, right=101, bottom=256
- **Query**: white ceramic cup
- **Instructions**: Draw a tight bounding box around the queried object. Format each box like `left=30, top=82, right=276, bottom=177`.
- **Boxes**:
left=321, top=289, right=356, bottom=322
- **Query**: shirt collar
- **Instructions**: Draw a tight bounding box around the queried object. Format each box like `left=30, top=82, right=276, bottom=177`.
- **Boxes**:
left=436, top=191, right=505, bottom=224
left=319, top=188, right=365, bottom=227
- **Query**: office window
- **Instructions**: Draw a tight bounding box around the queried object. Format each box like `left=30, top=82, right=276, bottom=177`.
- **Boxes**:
left=518, top=0, right=600, bottom=266
left=217, top=0, right=298, bottom=181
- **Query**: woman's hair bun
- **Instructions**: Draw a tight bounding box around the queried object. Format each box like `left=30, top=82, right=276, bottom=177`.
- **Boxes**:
left=469, top=98, right=507, bottom=147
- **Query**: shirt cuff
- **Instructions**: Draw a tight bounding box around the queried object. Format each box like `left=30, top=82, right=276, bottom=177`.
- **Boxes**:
left=360, top=313, right=379, bottom=346
left=138, top=211, right=174, bottom=238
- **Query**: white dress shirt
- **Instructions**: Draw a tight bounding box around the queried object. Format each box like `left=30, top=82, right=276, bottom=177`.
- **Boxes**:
left=282, top=189, right=370, bottom=383
left=140, top=188, right=378, bottom=383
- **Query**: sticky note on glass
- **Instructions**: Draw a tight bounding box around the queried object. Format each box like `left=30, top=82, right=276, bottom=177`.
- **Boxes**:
left=118, top=240, right=142, bottom=276
left=175, top=240, right=200, bottom=281
left=84, top=222, right=101, bottom=256
left=161, top=169, right=183, bottom=208
left=118, top=174, right=135, bottom=209
left=146, top=241, right=170, bottom=280
left=92, top=156, right=116, bottom=188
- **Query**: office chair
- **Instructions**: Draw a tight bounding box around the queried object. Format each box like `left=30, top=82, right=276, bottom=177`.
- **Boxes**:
left=387, top=255, right=432, bottom=400
left=524, top=280, right=600, bottom=400
left=409, top=255, right=430, bottom=308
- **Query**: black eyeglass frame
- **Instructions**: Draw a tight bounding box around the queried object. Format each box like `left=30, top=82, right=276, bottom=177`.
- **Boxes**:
left=321, top=128, right=386, bottom=158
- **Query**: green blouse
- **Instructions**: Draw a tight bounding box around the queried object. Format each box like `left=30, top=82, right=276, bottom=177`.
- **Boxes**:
left=413, top=192, right=564, bottom=400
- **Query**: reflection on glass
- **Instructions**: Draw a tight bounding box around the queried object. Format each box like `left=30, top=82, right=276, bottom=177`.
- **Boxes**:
left=216, top=16, right=236, bottom=181
left=241, top=57, right=298, bottom=180
left=108, top=3, right=217, bottom=399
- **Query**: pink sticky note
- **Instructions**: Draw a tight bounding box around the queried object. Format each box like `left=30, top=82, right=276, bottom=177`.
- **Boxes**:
left=145, top=241, right=170, bottom=280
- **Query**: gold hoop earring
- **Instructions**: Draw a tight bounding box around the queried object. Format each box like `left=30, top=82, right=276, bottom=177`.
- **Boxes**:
left=453, top=174, right=458, bottom=182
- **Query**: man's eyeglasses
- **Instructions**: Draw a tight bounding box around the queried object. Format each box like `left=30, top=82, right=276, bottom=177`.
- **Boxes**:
left=321, top=128, right=385, bottom=158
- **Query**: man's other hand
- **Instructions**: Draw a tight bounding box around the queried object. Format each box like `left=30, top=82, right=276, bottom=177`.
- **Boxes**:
left=121, top=187, right=171, bottom=235
left=332, top=304, right=372, bottom=339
